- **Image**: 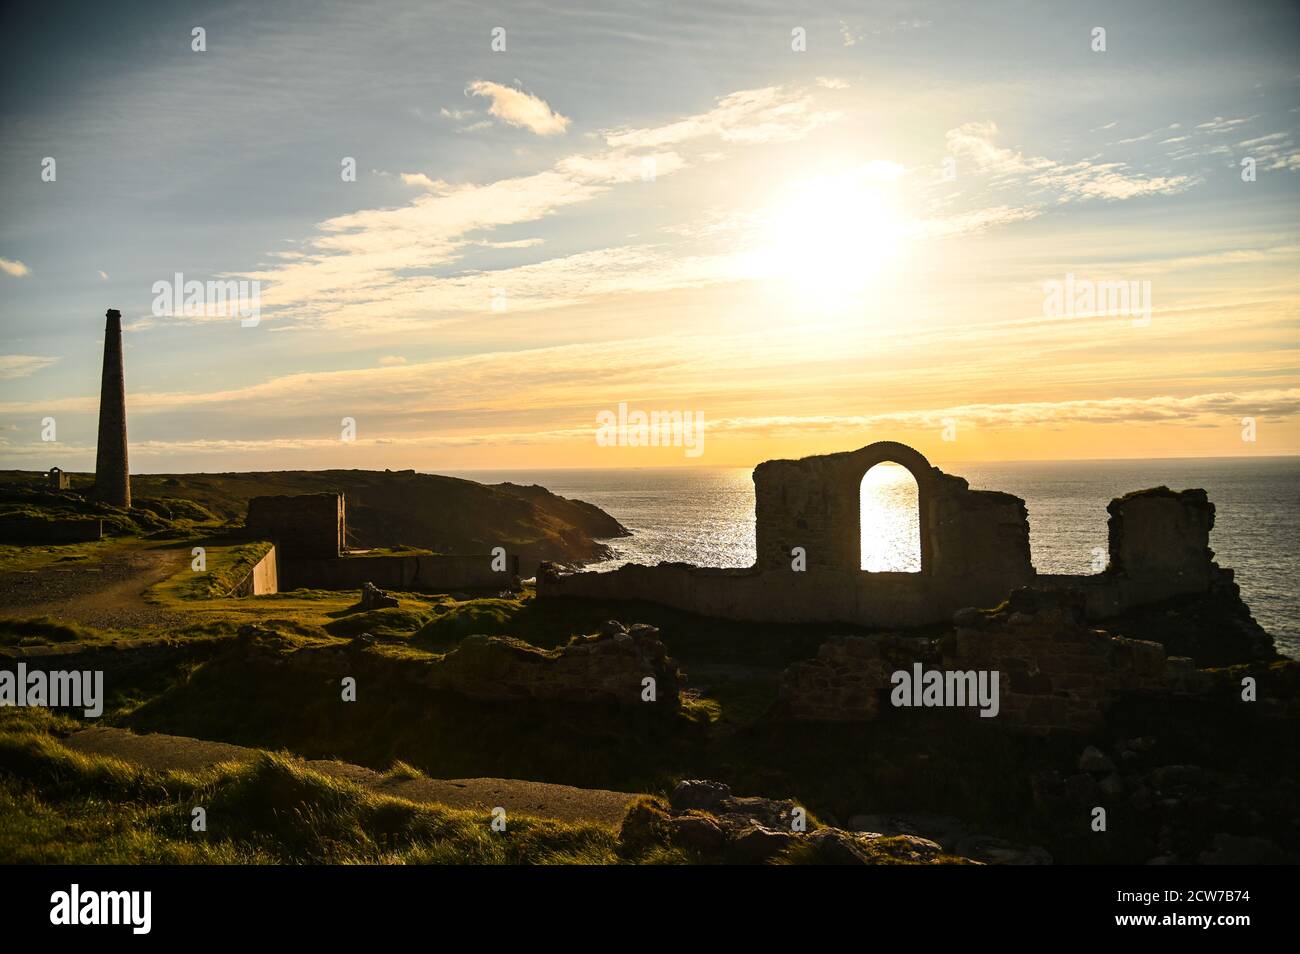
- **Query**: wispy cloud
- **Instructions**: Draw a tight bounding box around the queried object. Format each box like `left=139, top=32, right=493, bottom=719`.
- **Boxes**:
left=0, top=257, right=30, bottom=277
left=945, top=121, right=1196, bottom=201
left=466, top=80, right=570, bottom=136
left=231, top=84, right=839, bottom=330
left=0, top=355, right=58, bottom=379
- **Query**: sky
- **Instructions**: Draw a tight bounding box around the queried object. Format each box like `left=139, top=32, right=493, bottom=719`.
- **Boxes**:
left=1, top=0, right=1298, bottom=473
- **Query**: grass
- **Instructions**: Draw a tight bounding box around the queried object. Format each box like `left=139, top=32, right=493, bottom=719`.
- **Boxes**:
left=0, top=615, right=107, bottom=648
left=147, top=536, right=273, bottom=602
left=0, top=709, right=686, bottom=864
left=0, top=539, right=116, bottom=573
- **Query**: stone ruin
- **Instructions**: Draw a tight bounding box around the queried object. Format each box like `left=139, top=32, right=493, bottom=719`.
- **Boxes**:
left=539, top=440, right=1243, bottom=630
left=232, top=619, right=681, bottom=709
left=246, top=492, right=345, bottom=560
left=241, top=491, right=519, bottom=594
left=776, top=588, right=1196, bottom=734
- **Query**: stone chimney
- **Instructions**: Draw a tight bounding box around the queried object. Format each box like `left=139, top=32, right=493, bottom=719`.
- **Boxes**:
left=93, top=308, right=131, bottom=508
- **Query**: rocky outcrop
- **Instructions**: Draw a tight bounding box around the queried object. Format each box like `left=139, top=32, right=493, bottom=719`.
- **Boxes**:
left=1032, top=737, right=1300, bottom=865
left=618, top=779, right=1048, bottom=865
left=1097, top=570, right=1276, bottom=666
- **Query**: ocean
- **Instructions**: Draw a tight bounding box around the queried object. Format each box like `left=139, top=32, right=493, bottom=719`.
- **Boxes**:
left=447, top=458, right=1299, bottom=658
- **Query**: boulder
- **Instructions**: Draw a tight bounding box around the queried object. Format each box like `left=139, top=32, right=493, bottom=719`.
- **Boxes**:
left=725, top=825, right=793, bottom=864
left=359, top=581, right=399, bottom=611
left=667, top=814, right=725, bottom=854
left=670, top=779, right=731, bottom=813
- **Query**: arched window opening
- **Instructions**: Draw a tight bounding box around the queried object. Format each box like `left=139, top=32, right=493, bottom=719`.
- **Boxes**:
left=860, top=462, right=921, bottom=572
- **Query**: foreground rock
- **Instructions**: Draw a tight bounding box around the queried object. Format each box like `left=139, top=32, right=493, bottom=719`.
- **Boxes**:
left=358, top=581, right=399, bottom=611
left=616, top=779, right=1052, bottom=865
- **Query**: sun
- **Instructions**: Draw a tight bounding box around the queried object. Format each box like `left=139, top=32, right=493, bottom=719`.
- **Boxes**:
left=756, top=163, right=910, bottom=307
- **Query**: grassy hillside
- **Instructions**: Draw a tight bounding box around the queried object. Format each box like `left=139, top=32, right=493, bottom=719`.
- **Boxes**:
left=0, top=469, right=630, bottom=573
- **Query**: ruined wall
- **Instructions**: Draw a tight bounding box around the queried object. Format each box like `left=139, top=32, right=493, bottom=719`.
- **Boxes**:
left=541, top=562, right=1018, bottom=628
left=231, top=620, right=681, bottom=709
left=540, top=442, right=1224, bottom=630
left=245, top=493, right=344, bottom=560
left=754, top=441, right=940, bottom=572
left=1106, top=487, right=1215, bottom=599
left=777, top=591, right=1186, bottom=734
left=230, top=545, right=279, bottom=596
left=0, top=517, right=102, bottom=544
left=281, top=552, right=518, bottom=592
left=425, top=622, right=679, bottom=706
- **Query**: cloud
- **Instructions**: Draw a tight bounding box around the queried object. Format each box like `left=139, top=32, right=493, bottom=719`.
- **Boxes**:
left=97, top=270, right=109, bottom=279
left=0, top=258, right=30, bottom=277
left=1196, top=116, right=1256, bottom=133
left=0, top=355, right=59, bottom=379
left=706, top=389, right=1300, bottom=436
left=376, top=355, right=407, bottom=366
left=945, top=121, right=1195, bottom=202
left=466, top=81, right=570, bottom=136
left=910, top=205, right=1041, bottom=239
left=236, top=84, right=838, bottom=330
left=603, top=86, right=839, bottom=150
left=399, top=172, right=440, bottom=189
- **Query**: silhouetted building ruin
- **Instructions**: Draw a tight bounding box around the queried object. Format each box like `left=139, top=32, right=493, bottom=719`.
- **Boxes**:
left=539, top=440, right=1233, bottom=628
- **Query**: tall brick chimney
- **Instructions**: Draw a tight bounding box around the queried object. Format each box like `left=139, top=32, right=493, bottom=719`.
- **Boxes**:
left=94, top=308, right=131, bottom=508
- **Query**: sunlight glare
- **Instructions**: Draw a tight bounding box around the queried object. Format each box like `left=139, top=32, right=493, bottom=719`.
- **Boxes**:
left=758, top=164, right=909, bottom=307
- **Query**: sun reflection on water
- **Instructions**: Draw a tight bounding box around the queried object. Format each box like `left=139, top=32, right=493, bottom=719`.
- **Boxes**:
left=860, top=463, right=921, bottom=572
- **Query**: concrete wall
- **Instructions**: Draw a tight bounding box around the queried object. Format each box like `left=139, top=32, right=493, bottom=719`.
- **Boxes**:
left=230, top=545, right=279, bottom=596
left=539, top=442, right=1222, bottom=628
left=0, top=517, right=102, bottom=544
left=246, top=492, right=344, bottom=560
left=281, top=552, right=518, bottom=592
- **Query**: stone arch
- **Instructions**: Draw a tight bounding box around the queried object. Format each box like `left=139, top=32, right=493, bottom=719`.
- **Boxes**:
left=860, top=461, right=921, bottom=572
left=847, top=442, right=937, bottom=574
left=751, top=439, right=941, bottom=573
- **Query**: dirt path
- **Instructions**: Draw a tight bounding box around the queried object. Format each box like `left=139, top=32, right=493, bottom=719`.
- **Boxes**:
left=65, top=725, right=641, bottom=827
left=0, top=540, right=187, bottom=629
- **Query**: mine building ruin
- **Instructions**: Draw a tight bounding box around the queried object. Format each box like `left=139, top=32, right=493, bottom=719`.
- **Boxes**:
left=241, top=492, right=519, bottom=594
left=539, top=440, right=1228, bottom=628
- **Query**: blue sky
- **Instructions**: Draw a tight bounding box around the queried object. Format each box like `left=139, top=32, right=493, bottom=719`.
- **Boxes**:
left=2, top=0, right=1298, bottom=470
